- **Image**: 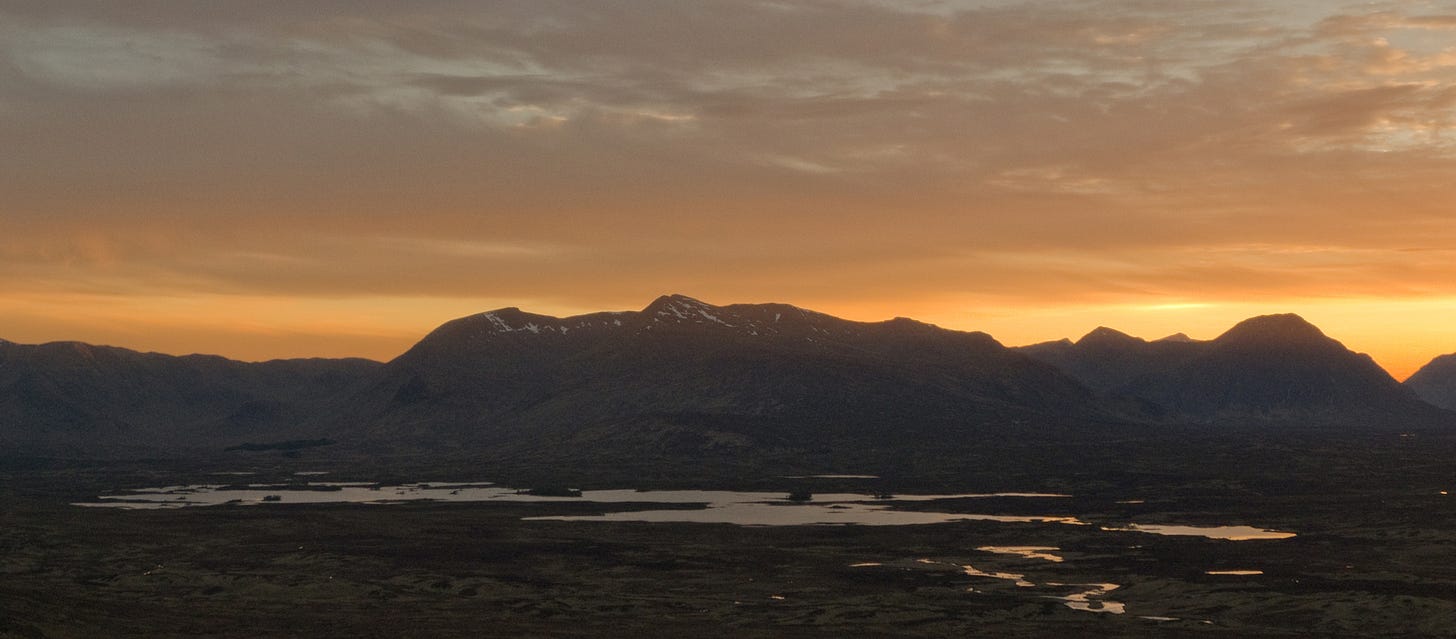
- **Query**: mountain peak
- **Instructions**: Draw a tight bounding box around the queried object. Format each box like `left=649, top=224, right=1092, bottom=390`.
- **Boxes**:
left=419, top=306, right=635, bottom=348
left=1155, top=332, right=1194, bottom=343
left=644, top=293, right=715, bottom=312
left=1215, top=313, right=1330, bottom=347
left=885, top=316, right=931, bottom=328
left=659, top=293, right=706, bottom=304
left=1076, top=326, right=1142, bottom=347
left=642, top=294, right=734, bottom=327
left=467, top=307, right=563, bottom=334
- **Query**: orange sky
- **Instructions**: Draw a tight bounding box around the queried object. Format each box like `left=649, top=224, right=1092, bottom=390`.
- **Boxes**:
left=4, top=1, right=1456, bottom=380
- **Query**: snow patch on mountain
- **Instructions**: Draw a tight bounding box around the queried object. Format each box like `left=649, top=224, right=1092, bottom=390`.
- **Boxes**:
left=471, top=309, right=633, bottom=337
left=453, top=294, right=888, bottom=343
left=651, top=295, right=737, bottom=327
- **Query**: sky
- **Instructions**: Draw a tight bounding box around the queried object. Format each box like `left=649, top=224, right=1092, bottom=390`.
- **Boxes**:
left=3, top=0, right=1456, bottom=379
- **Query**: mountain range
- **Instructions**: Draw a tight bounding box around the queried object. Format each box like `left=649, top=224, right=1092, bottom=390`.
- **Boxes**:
left=2, top=295, right=1453, bottom=460
left=1016, top=314, right=1443, bottom=425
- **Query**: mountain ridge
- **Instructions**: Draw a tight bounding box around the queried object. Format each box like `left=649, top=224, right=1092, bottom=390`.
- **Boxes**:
left=0, top=339, right=381, bottom=456
left=1018, top=313, right=1443, bottom=427
left=347, top=294, right=1095, bottom=461
left=2, top=297, right=1452, bottom=461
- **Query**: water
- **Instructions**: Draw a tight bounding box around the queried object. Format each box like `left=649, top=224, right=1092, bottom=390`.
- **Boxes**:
left=1050, top=582, right=1125, bottom=614
left=75, top=484, right=1062, bottom=510
left=954, top=561, right=1037, bottom=588
left=1103, top=524, right=1295, bottom=540
left=526, top=502, right=1091, bottom=527
left=73, top=482, right=1296, bottom=539
left=74, top=480, right=1294, bottom=622
left=976, top=546, right=1064, bottom=563
left=906, top=557, right=1123, bottom=614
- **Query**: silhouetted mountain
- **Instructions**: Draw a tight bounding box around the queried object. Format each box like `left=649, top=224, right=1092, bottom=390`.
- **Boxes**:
left=0, top=340, right=380, bottom=456
left=345, top=294, right=1108, bottom=458
left=1407, top=354, right=1456, bottom=411
left=1021, top=314, right=1442, bottom=426
left=1016, top=327, right=1203, bottom=394
left=6, top=301, right=1450, bottom=461
left=1135, top=315, right=1432, bottom=425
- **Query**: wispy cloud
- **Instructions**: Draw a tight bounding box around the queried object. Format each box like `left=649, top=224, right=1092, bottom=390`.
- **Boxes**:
left=2, top=0, right=1456, bottom=366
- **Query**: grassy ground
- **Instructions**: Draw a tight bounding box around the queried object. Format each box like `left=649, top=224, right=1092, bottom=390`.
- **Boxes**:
left=6, top=447, right=1456, bottom=638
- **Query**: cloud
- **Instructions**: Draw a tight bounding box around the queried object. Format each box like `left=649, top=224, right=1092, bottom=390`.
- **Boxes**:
left=2, top=0, right=1456, bottom=364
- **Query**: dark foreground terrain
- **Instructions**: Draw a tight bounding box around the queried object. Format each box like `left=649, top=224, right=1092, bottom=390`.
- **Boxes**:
left=5, top=425, right=1456, bottom=638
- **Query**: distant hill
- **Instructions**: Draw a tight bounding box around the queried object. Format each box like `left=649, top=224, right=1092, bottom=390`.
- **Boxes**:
left=1016, top=327, right=1202, bottom=394
left=1406, top=354, right=1456, bottom=411
left=1020, top=314, right=1446, bottom=426
left=0, top=340, right=380, bottom=456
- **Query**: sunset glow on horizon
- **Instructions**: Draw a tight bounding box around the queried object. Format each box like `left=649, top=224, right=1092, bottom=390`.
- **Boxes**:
left=5, top=1, right=1456, bottom=379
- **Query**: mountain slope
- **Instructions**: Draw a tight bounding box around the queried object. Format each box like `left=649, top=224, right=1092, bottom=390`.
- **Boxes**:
left=1019, top=314, right=1447, bottom=426
left=344, top=295, right=1110, bottom=457
left=1016, top=327, right=1204, bottom=394
left=0, top=340, right=381, bottom=456
left=1123, top=315, right=1440, bottom=425
left=1406, top=354, right=1456, bottom=411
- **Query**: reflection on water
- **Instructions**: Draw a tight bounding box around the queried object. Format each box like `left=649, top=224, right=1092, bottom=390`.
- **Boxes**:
left=1103, top=524, right=1295, bottom=540
left=1047, top=582, right=1124, bottom=614
left=72, top=483, right=1296, bottom=540
left=1206, top=569, right=1263, bottom=575
left=976, top=546, right=1064, bottom=563
left=908, top=558, right=1122, bottom=614
left=1138, top=616, right=1214, bottom=624
left=959, top=562, right=1036, bottom=588
left=529, top=503, right=1090, bottom=527
left=75, top=484, right=1064, bottom=511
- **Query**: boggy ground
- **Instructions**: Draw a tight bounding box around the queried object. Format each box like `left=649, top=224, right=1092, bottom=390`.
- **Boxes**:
left=4, top=426, right=1456, bottom=638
